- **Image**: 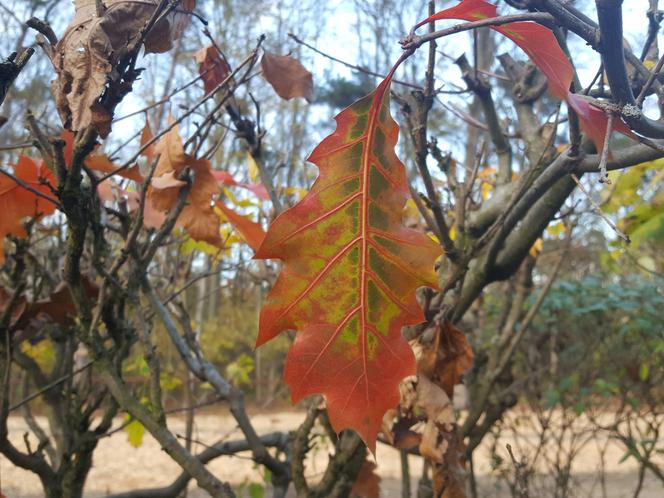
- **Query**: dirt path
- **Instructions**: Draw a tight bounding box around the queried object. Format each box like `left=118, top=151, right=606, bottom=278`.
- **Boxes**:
left=1, top=410, right=661, bottom=497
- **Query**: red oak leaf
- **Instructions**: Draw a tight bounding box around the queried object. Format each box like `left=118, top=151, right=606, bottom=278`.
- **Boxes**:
left=255, top=76, right=441, bottom=450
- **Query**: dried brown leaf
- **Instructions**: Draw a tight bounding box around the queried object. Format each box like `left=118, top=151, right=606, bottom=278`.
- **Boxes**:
left=147, top=122, right=221, bottom=245
left=194, top=45, right=231, bottom=94
left=416, top=321, right=473, bottom=397
left=52, top=0, right=193, bottom=137
left=0, top=287, right=27, bottom=328
left=416, top=375, right=454, bottom=430
left=260, top=51, right=314, bottom=102
left=351, top=459, right=381, bottom=498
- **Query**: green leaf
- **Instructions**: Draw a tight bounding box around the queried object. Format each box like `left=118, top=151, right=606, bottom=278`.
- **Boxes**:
left=248, top=483, right=265, bottom=498
left=629, top=211, right=664, bottom=247
left=225, top=353, right=254, bottom=387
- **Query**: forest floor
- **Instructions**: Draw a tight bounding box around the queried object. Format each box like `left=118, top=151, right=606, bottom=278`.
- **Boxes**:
left=1, top=408, right=661, bottom=497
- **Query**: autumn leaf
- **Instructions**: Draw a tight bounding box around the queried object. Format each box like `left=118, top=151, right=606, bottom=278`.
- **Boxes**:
left=0, top=157, right=57, bottom=265
left=25, top=279, right=99, bottom=328
left=0, top=286, right=27, bottom=328
left=212, top=170, right=270, bottom=200
left=123, top=415, right=146, bottom=448
left=52, top=0, right=194, bottom=137
left=11, top=278, right=99, bottom=345
left=140, top=118, right=157, bottom=161
left=419, top=0, right=634, bottom=152
left=60, top=130, right=144, bottom=182
left=351, top=459, right=381, bottom=498
left=255, top=75, right=442, bottom=450
left=216, top=201, right=266, bottom=251
left=261, top=51, right=314, bottom=103
left=195, top=44, right=231, bottom=94
left=86, top=154, right=144, bottom=183
left=148, top=123, right=221, bottom=246
left=567, top=93, right=634, bottom=151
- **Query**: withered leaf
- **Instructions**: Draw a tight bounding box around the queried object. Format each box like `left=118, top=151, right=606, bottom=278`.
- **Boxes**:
left=0, top=287, right=27, bottom=328
left=148, top=122, right=221, bottom=246
left=52, top=0, right=194, bottom=137
left=416, top=321, right=473, bottom=397
left=351, top=459, right=381, bottom=498
left=194, top=45, right=231, bottom=95
left=260, top=51, right=314, bottom=103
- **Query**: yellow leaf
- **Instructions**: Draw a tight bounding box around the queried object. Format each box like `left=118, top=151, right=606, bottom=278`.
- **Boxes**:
left=180, top=236, right=222, bottom=257
left=282, top=186, right=308, bottom=200
left=247, top=152, right=259, bottom=183
left=123, top=415, right=145, bottom=448
left=546, top=222, right=566, bottom=237
left=529, top=238, right=543, bottom=257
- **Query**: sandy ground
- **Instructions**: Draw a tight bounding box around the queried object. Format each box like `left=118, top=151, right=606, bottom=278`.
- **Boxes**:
left=1, top=410, right=662, bottom=497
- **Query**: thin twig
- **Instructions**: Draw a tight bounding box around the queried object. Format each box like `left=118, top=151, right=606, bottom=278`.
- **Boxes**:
left=636, top=50, right=664, bottom=105
left=97, top=45, right=261, bottom=183
left=598, top=113, right=615, bottom=183
left=288, top=33, right=422, bottom=89
left=570, top=174, right=630, bottom=243
left=9, top=361, right=96, bottom=412
left=0, top=168, right=61, bottom=209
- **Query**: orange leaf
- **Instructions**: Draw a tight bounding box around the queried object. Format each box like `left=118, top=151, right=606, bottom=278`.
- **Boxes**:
left=216, top=201, right=265, bottom=251
left=61, top=129, right=144, bottom=182
left=148, top=122, right=221, bottom=245
left=0, top=157, right=57, bottom=265
left=86, top=154, right=144, bottom=182
left=418, top=321, right=473, bottom=398
left=212, top=170, right=270, bottom=200
left=141, top=118, right=157, bottom=161
left=194, top=45, right=231, bottom=94
left=255, top=75, right=442, bottom=450
left=261, top=51, right=314, bottom=103
left=152, top=171, right=187, bottom=189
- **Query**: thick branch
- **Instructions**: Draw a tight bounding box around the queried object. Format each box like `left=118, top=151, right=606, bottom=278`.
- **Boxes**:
left=96, top=359, right=235, bottom=498
left=108, top=432, right=289, bottom=498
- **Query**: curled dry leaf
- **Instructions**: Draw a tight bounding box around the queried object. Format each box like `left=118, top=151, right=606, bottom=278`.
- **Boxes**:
left=261, top=51, right=314, bottom=102
left=417, top=374, right=454, bottom=430
left=415, top=320, right=473, bottom=397
left=391, top=416, right=422, bottom=450
left=52, top=0, right=194, bottom=137
left=433, top=434, right=468, bottom=498
left=140, top=117, right=157, bottom=161
left=148, top=122, right=221, bottom=246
